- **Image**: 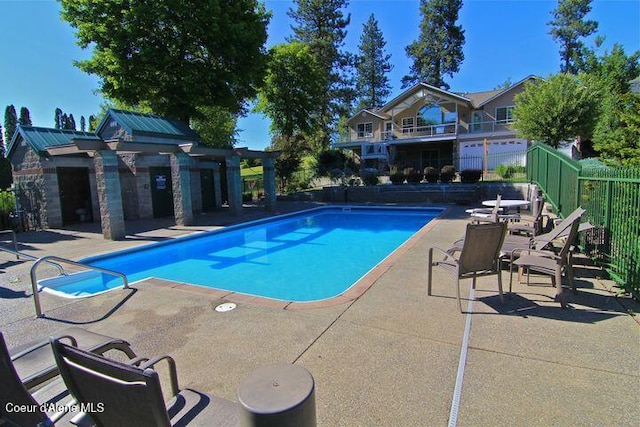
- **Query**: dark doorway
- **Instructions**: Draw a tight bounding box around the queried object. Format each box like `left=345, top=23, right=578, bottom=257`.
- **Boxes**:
left=58, top=167, right=93, bottom=225
left=149, top=167, right=174, bottom=218
left=200, top=169, right=216, bottom=212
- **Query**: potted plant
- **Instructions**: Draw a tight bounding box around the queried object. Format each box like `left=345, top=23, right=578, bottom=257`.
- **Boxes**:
left=440, top=165, right=456, bottom=183
left=404, top=167, right=423, bottom=184
left=460, top=169, right=482, bottom=183
left=423, top=166, right=439, bottom=183
left=389, top=166, right=405, bottom=185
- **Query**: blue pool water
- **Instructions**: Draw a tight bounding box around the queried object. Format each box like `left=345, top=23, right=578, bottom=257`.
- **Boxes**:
left=40, top=206, right=443, bottom=301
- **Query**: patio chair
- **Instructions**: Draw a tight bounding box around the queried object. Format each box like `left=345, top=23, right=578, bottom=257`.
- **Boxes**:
left=510, top=213, right=583, bottom=308
left=0, top=331, right=90, bottom=426
left=9, top=326, right=137, bottom=390
left=469, top=194, right=502, bottom=223
left=508, top=195, right=550, bottom=236
left=51, top=338, right=239, bottom=427
left=428, top=222, right=508, bottom=312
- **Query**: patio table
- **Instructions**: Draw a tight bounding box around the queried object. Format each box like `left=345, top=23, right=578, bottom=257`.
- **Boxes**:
left=482, top=199, right=530, bottom=213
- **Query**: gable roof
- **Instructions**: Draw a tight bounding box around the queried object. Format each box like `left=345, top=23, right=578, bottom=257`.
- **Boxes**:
left=95, top=109, right=200, bottom=142
left=7, top=126, right=101, bottom=157
left=469, top=75, right=539, bottom=108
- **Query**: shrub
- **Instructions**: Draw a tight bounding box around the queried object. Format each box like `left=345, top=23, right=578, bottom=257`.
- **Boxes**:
left=404, top=167, right=423, bottom=183
left=460, top=169, right=482, bottom=183
left=389, top=168, right=405, bottom=184
left=423, top=166, right=439, bottom=183
left=495, top=164, right=525, bottom=179
left=360, top=169, right=379, bottom=186
left=440, top=165, right=456, bottom=182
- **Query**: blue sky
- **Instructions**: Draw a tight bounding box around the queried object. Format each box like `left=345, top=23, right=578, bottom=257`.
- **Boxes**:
left=1, top=0, right=638, bottom=150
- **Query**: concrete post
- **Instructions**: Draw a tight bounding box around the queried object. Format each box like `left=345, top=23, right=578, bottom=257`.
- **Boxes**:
left=225, top=155, right=243, bottom=216
left=93, top=150, right=126, bottom=240
left=170, top=153, right=194, bottom=226
left=262, top=157, right=277, bottom=211
left=213, top=162, right=223, bottom=209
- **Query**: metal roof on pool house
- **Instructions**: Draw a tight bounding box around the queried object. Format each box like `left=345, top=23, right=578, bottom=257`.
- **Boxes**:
left=95, top=109, right=200, bottom=143
left=7, top=126, right=102, bottom=156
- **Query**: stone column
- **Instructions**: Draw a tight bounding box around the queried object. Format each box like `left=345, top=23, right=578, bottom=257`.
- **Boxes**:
left=225, top=155, right=243, bottom=216
left=213, top=162, right=223, bottom=209
left=94, top=150, right=126, bottom=240
left=170, top=153, right=193, bottom=226
left=262, top=157, right=277, bottom=211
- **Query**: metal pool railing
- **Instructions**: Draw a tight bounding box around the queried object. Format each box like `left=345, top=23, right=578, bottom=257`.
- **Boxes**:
left=30, top=255, right=129, bottom=318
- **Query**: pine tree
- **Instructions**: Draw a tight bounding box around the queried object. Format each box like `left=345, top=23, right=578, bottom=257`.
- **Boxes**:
left=402, top=0, right=465, bottom=89
left=80, top=115, right=86, bottom=132
left=88, top=115, right=97, bottom=132
left=355, top=14, right=393, bottom=110
left=549, top=0, right=598, bottom=75
left=288, top=0, right=352, bottom=150
left=55, top=108, right=63, bottom=129
left=4, top=105, right=17, bottom=144
left=0, top=123, right=4, bottom=157
left=68, top=114, right=77, bottom=131
left=18, top=107, right=32, bottom=126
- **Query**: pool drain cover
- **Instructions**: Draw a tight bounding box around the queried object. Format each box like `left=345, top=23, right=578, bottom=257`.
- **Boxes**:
left=215, top=302, right=236, bottom=313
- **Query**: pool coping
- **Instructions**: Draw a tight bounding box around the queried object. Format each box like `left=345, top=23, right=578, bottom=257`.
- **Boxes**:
left=134, top=206, right=450, bottom=310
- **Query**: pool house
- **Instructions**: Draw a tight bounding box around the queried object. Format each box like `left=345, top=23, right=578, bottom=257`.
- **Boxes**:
left=7, top=109, right=278, bottom=240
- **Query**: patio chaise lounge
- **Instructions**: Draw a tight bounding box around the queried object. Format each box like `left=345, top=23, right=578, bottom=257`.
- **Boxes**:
left=1, top=330, right=136, bottom=426
left=51, top=337, right=239, bottom=427
left=9, top=326, right=137, bottom=390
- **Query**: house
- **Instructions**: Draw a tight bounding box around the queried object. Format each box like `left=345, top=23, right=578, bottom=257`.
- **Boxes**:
left=336, top=76, right=537, bottom=173
left=7, top=109, right=278, bottom=239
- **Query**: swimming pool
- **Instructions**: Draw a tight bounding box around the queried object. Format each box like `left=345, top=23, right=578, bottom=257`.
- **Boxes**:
left=39, top=206, right=443, bottom=301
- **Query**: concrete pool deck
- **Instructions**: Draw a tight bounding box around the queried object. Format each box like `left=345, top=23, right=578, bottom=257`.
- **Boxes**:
left=1, top=202, right=638, bottom=426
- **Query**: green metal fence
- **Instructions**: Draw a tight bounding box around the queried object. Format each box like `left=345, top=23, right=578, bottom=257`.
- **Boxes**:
left=527, top=142, right=640, bottom=295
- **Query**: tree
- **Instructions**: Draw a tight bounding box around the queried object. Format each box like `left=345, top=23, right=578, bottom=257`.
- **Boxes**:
left=60, top=0, right=270, bottom=122
left=355, top=14, right=393, bottom=110
left=255, top=42, right=324, bottom=138
left=4, top=105, right=17, bottom=144
left=402, top=0, right=465, bottom=89
left=288, top=0, right=352, bottom=150
left=584, top=44, right=640, bottom=164
left=68, top=114, right=77, bottom=131
left=592, top=93, right=640, bottom=166
left=191, top=106, right=238, bottom=149
left=513, top=73, right=600, bottom=148
left=548, top=0, right=598, bottom=74
left=88, top=115, right=97, bottom=132
left=80, top=115, right=86, bottom=132
left=54, top=108, right=63, bottom=129
left=19, top=107, right=32, bottom=126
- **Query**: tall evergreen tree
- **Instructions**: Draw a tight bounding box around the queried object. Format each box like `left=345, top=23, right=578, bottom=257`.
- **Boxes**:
left=88, top=115, right=97, bottom=132
left=403, top=0, right=465, bottom=89
left=355, top=14, right=393, bottom=111
left=54, top=108, right=63, bottom=129
left=68, top=114, right=77, bottom=131
left=548, top=0, right=598, bottom=74
left=0, top=123, right=4, bottom=157
left=18, top=107, right=32, bottom=126
left=288, top=0, right=352, bottom=151
left=80, top=115, right=86, bottom=132
left=4, top=105, right=17, bottom=145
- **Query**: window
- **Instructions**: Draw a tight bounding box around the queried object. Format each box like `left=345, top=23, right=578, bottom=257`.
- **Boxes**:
left=402, top=117, right=414, bottom=133
left=496, top=106, right=515, bottom=124
left=356, top=122, right=373, bottom=138
left=417, top=104, right=441, bottom=128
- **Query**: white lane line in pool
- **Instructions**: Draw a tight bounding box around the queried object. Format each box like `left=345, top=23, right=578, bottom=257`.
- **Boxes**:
left=448, top=286, right=474, bottom=427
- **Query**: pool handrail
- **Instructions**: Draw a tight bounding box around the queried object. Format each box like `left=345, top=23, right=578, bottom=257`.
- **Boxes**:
left=30, top=255, right=130, bottom=318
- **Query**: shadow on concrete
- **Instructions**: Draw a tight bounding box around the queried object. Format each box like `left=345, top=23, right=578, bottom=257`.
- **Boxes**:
left=0, top=285, right=28, bottom=299
left=41, top=287, right=138, bottom=325
left=477, top=291, right=628, bottom=323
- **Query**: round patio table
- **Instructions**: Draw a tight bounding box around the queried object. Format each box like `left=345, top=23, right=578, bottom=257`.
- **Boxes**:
left=482, top=199, right=529, bottom=213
